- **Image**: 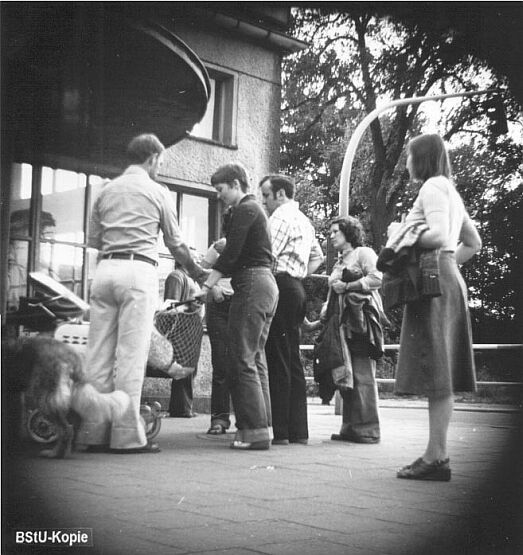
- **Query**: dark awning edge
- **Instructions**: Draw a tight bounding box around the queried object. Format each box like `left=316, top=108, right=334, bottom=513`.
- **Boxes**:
left=129, top=18, right=212, bottom=125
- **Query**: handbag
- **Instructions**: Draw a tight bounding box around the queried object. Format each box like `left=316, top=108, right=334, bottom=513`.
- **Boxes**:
left=313, top=314, right=344, bottom=383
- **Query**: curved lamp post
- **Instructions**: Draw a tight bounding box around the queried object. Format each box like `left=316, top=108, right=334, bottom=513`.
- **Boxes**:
left=338, top=88, right=498, bottom=216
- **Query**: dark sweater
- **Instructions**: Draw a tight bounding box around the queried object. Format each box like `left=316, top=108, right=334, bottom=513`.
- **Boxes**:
left=213, top=195, right=274, bottom=276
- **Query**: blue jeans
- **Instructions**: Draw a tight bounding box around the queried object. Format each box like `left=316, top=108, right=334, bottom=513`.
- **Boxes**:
left=228, top=267, right=278, bottom=443
left=207, top=296, right=232, bottom=429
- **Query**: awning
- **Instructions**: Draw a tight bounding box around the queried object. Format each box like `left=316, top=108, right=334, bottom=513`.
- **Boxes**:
left=3, top=4, right=211, bottom=167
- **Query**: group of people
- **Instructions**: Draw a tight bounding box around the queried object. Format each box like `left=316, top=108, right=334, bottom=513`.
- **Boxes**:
left=79, top=131, right=481, bottom=481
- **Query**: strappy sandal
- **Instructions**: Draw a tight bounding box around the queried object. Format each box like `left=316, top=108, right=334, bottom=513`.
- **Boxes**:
left=206, top=424, right=226, bottom=435
left=397, top=457, right=451, bottom=481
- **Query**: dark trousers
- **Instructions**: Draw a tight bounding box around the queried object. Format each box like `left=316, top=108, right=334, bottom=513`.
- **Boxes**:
left=169, top=377, right=193, bottom=417
left=265, top=273, right=308, bottom=441
left=228, top=267, right=278, bottom=443
left=339, top=355, right=380, bottom=440
left=206, top=296, right=232, bottom=429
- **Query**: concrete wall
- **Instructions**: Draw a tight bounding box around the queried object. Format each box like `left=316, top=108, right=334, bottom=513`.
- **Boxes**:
left=161, top=23, right=283, bottom=188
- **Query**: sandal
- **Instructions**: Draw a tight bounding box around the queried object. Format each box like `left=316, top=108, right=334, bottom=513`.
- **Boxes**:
left=206, top=424, right=226, bottom=435
left=331, top=432, right=380, bottom=444
left=397, top=457, right=451, bottom=481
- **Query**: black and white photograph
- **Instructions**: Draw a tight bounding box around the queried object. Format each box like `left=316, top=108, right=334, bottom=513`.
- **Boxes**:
left=1, top=2, right=522, bottom=554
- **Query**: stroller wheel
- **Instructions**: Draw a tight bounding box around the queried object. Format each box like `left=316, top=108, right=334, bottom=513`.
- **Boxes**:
left=140, top=402, right=162, bottom=440
left=27, top=409, right=59, bottom=444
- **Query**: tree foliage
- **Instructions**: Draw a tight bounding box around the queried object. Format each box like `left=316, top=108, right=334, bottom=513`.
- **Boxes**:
left=282, top=7, right=523, bottom=343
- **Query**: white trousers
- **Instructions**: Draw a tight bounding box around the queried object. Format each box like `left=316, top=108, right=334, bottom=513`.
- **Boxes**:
left=77, top=259, right=158, bottom=449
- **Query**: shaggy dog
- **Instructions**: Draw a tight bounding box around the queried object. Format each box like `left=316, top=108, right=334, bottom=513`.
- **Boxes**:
left=3, top=336, right=130, bottom=458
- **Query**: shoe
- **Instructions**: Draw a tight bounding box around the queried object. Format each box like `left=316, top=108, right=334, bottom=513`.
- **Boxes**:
left=290, top=439, right=308, bottom=445
left=272, top=439, right=289, bottom=445
left=207, top=424, right=227, bottom=435
left=330, top=432, right=380, bottom=444
left=83, top=445, right=110, bottom=453
left=110, top=442, right=161, bottom=454
left=397, top=457, right=451, bottom=481
left=230, top=440, right=270, bottom=451
left=170, top=412, right=198, bottom=418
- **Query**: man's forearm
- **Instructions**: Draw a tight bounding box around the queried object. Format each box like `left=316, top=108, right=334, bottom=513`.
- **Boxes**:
left=170, top=243, right=205, bottom=282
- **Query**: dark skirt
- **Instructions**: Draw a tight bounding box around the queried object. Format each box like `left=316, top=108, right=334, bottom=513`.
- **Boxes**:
left=394, top=251, right=476, bottom=397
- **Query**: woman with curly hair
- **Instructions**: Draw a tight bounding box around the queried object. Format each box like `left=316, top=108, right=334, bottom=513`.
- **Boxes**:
left=318, top=215, right=386, bottom=444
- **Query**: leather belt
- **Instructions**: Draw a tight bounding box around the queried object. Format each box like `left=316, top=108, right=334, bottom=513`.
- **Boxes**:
left=275, top=272, right=302, bottom=280
left=102, top=252, right=158, bottom=267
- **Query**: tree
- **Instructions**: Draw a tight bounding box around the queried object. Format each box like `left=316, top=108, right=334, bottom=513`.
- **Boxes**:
left=282, top=7, right=520, bottom=247
left=282, top=7, right=523, bottom=345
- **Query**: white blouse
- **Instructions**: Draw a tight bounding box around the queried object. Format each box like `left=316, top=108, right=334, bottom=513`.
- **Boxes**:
left=405, top=176, right=470, bottom=251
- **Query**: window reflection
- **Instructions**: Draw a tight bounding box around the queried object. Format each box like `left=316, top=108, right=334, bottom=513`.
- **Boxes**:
left=11, top=163, right=32, bottom=202
left=39, top=243, right=84, bottom=297
left=89, top=175, right=109, bottom=209
left=8, top=164, right=33, bottom=309
left=181, top=194, right=209, bottom=254
left=41, top=167, right=86, bottom=243
left=85, top=248, right=99, bottom=304
left=7, top=240, right=29, bottom=311
left=8, top=162, right=214, bottom=307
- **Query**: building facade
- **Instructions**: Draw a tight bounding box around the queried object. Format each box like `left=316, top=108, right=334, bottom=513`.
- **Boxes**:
left=1, top=4, right=306, bottom=323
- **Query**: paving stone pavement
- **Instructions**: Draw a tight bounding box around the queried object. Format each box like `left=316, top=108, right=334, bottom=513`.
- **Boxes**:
left=3, top=401, right=522, bottom=555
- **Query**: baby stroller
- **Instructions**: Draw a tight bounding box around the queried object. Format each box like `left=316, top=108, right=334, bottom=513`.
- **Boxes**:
left=20, top=275, right=199, bottom=445
left=22, top=275, right=203, bottom=447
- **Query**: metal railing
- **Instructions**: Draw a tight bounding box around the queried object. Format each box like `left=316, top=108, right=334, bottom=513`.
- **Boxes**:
left=300, top=343, right=523, bottom=386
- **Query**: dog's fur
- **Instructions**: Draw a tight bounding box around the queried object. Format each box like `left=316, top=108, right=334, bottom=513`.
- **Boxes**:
left=3, top=336, right=130, bottom=458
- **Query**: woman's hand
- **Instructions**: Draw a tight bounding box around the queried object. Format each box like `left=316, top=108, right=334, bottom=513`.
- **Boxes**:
left=332, top=279, right=347, bottom=295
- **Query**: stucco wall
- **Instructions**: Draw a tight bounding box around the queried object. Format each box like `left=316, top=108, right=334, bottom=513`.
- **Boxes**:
left=161, top=23, right=283, bottom=188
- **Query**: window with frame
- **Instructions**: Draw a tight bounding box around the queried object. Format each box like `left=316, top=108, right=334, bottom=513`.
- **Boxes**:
left=190, top=67, right=236, bottom=146
left=8, top=163, right=216, bottom=311
left=8, top=162, right=110, bottom=310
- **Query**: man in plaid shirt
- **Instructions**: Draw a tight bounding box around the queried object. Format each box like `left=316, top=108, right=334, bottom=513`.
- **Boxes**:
left=259, top=174, right=324, bottom=445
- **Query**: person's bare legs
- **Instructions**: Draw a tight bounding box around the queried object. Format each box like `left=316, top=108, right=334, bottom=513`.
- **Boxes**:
left=423, top=394, right=454, bottom=462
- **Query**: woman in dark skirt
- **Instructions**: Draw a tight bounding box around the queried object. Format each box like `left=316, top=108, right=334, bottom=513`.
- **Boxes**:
left=392, top=133, right=481, bottom=481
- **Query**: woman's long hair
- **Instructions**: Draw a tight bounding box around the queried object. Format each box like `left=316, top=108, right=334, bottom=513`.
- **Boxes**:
left=408, top=134, right=452, bottom=183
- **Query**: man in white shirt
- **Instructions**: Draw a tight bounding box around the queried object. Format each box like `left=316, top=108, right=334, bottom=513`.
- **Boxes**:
left=79, top=134, right=204, bottom=454
left=259, top=174, right=324, bottom=445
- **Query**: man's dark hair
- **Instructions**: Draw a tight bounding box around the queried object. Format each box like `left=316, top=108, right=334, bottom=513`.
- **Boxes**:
left=211, top=163, right=249, bottom=192
left=126, top=134, right=165, bottom=164
left=330, top=216, right=365, bottom=247
left=259, top=174, right=295, bottom=199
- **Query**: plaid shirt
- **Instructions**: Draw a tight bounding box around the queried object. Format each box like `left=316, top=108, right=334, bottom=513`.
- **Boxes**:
left=269, top=201, right=322, bottom=279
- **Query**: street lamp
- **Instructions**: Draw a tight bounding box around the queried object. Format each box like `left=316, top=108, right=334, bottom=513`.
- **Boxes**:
left=338, top=88, right=502, bottom=216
